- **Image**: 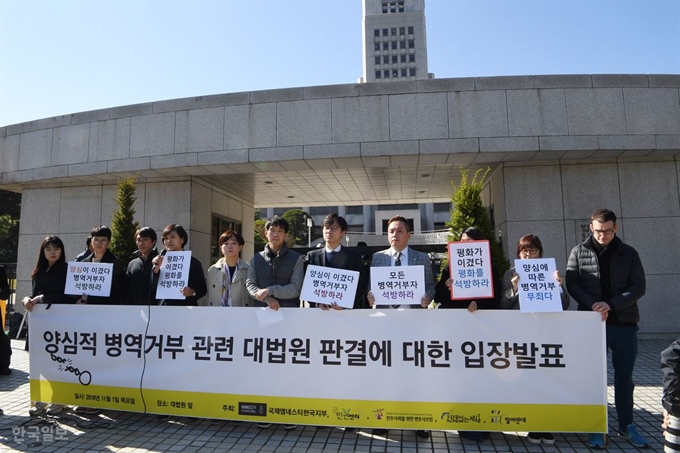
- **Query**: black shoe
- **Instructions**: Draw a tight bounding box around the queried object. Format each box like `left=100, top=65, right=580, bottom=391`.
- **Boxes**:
left=0, top=368, right=11, bottom=376
left=373, top=428, right=388, bottom=436
left=541, top=432, right=555, bottom=445
left=416, top=430, right=430, bottom=439
left=459, top=431, right=484, bottom=442
left=527, top=432, right=542, bottom=444
left=345, top=427, right=357, bottom=433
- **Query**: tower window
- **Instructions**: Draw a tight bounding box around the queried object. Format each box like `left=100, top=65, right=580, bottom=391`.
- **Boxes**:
left=375, top=56, right=381, bottom=65
left=391, top=41, right=397, bottom=50
left=375, top=71, right=382, bottom=79
left=383, top=42, right=389, bottom=50
left=384, top=70, right=390, bottom=78
left=401, top=68, right=407, bottom=77
left=400, top=40, right=406, bottom=49
left=400, top=54, right=406, bottom=63
left=383, top=55, right=389, bottom=64
left=410, top=68, right=416, bottom=76
left=374, top=29, right=380, bottom=38
left=392, top=55, right=398, bottom=64
left=398, top=2, right=405, bottom=12
left=399, top=27, right=405, bottom=35
left=383, top=28, right=389, bottom=37
left=408, top=40, right=414, bottom=49
left=392, top=69, right=399, bottom=78
left=391, top=28, right=397, bottom=36
left=409, top=54, right=415, bottom=62
left=374, top=43, right=380, bottom=51
left=408, top=26, right=414, bottom=34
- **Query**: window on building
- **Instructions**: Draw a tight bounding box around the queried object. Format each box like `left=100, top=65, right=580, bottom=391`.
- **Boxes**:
left=310, top=206, right=331, bottom=216
left=392, top=69, right=399, bottom=78
left=347, top=225, right=363, bottom=233
left=400, top=40, right=406, bottom=49
left=400, top=54, right=406, bottom=63
left=391, top=28, right=397, bottom=36
left=374, top=56, right=381, bottom=65
left=398, top=2, right=405, bottom=12
left=378, top=204, right=418, bottom=210
left=383, top=55, right=389, bottom=64
left=273, top=208, right=287, bottom=216
left=391, top=41, right=397, bottom=50
left=433, top=202, right=451, bottom=212
left=346, top=205, right=363, bottom=215
left=390, top=3, right=396, bottom=13
left=409, top=54, right=415, bottom=62
left=408, top=26, right=414, bottom=34
left=383, top=42, right=389, bottom=50
left=384, top=70, right=390, bottom=78
left=375, top=71, right=381, bottom=79
left=410, top=68, right=416, bottom=76
left=374, top=43, right=380, bottom=51
left=401, top=68, right=407, bottom=77
left=408, top=40, right=414, bottom=49
left=382, top=28, right=389, bottom=37
left=392, top=55, right=398, bottom=64
left=434, top=222, right=447, bottom=231
left=382, top=3, right=388, bottom=13
left=399, top=27, right=405, bottom=35
left=374, top=29, right=380, bottom=38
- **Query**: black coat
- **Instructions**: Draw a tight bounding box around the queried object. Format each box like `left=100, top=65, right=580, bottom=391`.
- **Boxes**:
left=662, top=338, right=680, bottom=415
left=31, top=261, right=73, bottom=305
left=82, top=250, right=125, bottom=305
left=125, top=249, right=159, bottom=305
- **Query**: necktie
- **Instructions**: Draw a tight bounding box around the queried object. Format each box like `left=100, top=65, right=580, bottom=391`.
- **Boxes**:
left=393, top=252, right=402, bottom=308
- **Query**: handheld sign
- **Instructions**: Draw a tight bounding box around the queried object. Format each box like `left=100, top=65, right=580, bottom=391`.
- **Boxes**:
left=447, top=240, right=494, bottom=300
left=514, top=258, right=563, bottom=313
left=156, top=251, right=192, bottom=300
left=370, top=265, right=425, bottom=306
left=301, top=265, right=359, bottom=309
left=65, top=262, right=113, bottom=297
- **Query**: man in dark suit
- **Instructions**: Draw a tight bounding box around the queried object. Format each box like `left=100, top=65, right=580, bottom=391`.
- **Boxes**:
left=367, top=215, right=435, bottom=440
left=305, top=214, right=368, bottom=309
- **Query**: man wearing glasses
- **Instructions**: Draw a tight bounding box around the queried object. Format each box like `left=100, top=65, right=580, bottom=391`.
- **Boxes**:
left=566, top=209, right=648, bottom=449
left=305, top=213, right=368, bottom=309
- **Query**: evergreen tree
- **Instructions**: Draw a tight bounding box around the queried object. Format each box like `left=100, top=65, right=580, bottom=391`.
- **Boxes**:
left=282, top=209, right=312, bottom=248
left=446, top=167, right=509, bottom=275
left=254, top=218, right=267, bottom=253
left=109, top=177, right=140, bottom=266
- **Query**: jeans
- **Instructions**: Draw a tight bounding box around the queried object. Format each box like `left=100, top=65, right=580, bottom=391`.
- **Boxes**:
left=606, top=325, right=639, bottom=429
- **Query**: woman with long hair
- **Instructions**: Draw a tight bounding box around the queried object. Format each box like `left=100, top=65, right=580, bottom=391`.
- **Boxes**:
left=23, top=235, right=72, bottom=416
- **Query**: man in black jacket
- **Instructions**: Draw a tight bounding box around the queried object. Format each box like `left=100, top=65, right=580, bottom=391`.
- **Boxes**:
left=305, top=214, right=367, bottom=309
left=125, top=227, right=158, bottom=305
left=566, top=209, right=648, bottom=449
left=77, top=226, right=125, bottom=305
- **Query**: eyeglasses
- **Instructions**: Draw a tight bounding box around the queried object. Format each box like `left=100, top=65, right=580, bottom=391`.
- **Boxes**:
left=520, top=248, right=540, bottom=253
left=592, top=228, right=615, bottom=236
left=323, top=225, right=341, bottom=232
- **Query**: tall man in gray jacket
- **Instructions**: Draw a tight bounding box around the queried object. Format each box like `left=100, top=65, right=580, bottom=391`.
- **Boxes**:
left=566, top=208, right=648, bottom=449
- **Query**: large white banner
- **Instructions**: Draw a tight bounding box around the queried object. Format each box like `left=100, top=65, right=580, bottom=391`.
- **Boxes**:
left=28, top=306, right=607, bottom=432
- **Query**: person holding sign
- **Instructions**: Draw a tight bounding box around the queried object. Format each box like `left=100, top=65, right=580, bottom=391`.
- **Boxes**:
left=566, top=209, right=648, bottom=449
left=500, top=234, right=569, bottom=312
left=435, top=227, right=500, bottom=313
left=77, top=226, right=125, bottom=305
left=500, top=234, right=568, bottom=446
left=152, top=224, right=207, bottom=306
left=23, top=236, right=73, bottom=416
left=305, top=214, right=367, bottom=310
left=366, top=215, right=434, bottom=440
left=206, top=230, right=252, bottom=307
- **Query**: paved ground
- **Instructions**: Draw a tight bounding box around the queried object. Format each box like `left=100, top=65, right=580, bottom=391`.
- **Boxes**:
left=0, top=337, right=672, bottom=452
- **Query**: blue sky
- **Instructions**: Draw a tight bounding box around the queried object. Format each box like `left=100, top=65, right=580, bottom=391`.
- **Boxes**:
left=1, top=0, right=678, bottom=127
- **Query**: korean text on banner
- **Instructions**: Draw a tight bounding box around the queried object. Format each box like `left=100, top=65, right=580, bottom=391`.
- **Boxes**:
left=514, top=258, right=563, bottom=313
left=65, top=262, right=113, bottom=297
left=28, top=305, right=607, bottom=433
left=301, top=265, right=359, bottom=309
left=447, top=240, right=494, bottom=300
left=370, top=265, right=425, bottom=305
left=156, top=251, right=192, bottom=300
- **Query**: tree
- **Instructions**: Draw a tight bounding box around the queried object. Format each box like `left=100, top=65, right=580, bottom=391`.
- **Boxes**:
left=446, top=167, right=509, bottom=275
left=0, top=189, right=21, bottom=263
left=109, top=177, right=140, bottom=266
left=254, top=218, right=267, bottom=253
left=282, top=209, right=312, bottom=248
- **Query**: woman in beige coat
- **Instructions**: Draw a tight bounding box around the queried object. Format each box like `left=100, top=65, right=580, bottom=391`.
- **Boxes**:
left=205, top=230, right=253, bottom=307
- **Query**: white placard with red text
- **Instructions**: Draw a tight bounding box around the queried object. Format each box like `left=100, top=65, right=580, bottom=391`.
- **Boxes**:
left=447, top=240, right=494, bottom=300
left=156, top=251, right=192, bottom=300
left=65, top=262, right=113, bottom=297
left=370, top=265, right=425, bottom=306
left=301, top=265, right=359, bottom=309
